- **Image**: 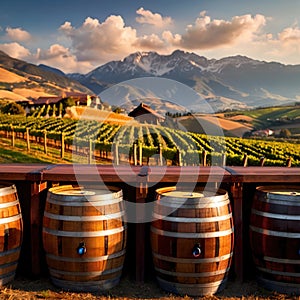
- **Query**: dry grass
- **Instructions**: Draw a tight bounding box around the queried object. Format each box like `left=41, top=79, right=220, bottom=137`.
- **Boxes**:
left=65, top=106, right=136, bottom=126
left=0, top=67, right=27, bottom=83
left=0, top=276, right=299, bottom=300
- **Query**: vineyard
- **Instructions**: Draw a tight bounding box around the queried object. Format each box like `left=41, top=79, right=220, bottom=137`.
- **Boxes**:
left=0, top=114, right=299, bottom=166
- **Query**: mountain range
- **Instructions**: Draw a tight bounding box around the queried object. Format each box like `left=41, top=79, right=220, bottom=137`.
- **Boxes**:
left=68, top=50, right=300, bottom=112
left=1, top=49, right=300, bottom=113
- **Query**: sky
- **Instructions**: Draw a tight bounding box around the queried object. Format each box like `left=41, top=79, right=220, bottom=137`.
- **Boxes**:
left=1, top=0, right=300, bottom=73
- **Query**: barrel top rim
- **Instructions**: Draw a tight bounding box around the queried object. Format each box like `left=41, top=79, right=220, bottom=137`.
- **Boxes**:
left=256, top=185, right=300, bottom=196
left=48, top=184, right=122, bottom=198
left=155, top=186, right=228, bottom=199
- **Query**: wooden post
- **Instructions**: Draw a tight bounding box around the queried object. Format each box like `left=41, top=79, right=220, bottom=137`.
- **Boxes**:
left=158, top=143, right=163, bottom=166
left=202, top=150, right=207, bottom=166
left=134, top=143, right=138, bottom=166
left=26, top=128, right=30, bottom=152
left=243, top=153, right=248, bottom=167
left=11, top=127, right=15, bottom=147
left=286, top=157, right=292, bottom=167
left=177, top=149, right=182, bottom=166
left=61, top=132, right=65, bottom=159
left=221, top=152, right=226, bottom=166
left=114, top=141, right=119, bottom=165
left=139, top=142, right=143, bottom=165
left=260, top=156, right=265, bottom=167
left=88, top=139, right=93, bottom=164
left=135, top=167, right=148, bottom=282
left=43, top=130, right=47, bottom=155
left=231, top=182, right=244, bottom=281
left=30, top=180, right=47, bottom=276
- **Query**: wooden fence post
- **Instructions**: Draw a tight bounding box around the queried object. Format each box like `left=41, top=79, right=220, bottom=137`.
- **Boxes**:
left=221, top=152, right=226, bottom=166
left=158, top=143, right=163, bottom=166
left=26, top=128, right=30, bottom=152
left=260, top=156, right=265, bottom=167
left=177, top=149, right=183, bottom=166
left=139, top=142, right=143, bottom=165
left=286, top=157, right=292, bottom=167
left=61, top=132, right=65, bottom=159
left=43, top=130, right=47, bottom=155
left=11, top=126, right=15, bottom=147
left=202, top=150, right=207, bottom=166
left=133, top=143, right=138, bottom=166
left=114, top=141, right=119, bottom=165
left=243, top=153, right=248, bottom=167
left=88, top=139, right=93, bottom=164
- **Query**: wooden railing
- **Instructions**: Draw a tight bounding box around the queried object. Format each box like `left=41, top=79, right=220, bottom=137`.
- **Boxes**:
left=1, top=164, right=299, bottom=282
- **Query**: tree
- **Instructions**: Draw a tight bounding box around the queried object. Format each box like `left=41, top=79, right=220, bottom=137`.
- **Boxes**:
left=113, top=107, right=122, bottom=114
left=61, top=97, right=76, bottom=109
left=2, top=102, right=25, bottom=115
left=279, top=128, right=291, bottom=138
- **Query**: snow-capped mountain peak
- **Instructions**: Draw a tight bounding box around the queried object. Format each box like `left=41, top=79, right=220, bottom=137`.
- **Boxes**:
left=72, top=50, right=300, bottom=112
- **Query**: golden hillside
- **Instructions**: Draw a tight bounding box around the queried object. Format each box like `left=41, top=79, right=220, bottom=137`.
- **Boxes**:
left=65, top=106, right=135, bottom=126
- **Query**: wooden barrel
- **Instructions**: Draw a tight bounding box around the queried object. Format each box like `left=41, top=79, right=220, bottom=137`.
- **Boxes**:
left=250, top=185, right=300, bottom=295
left=150, top=186, right=234, bottom=296
left=42, top=185, right=127, bottom=292
left=0, top=182, right=23, bottom=286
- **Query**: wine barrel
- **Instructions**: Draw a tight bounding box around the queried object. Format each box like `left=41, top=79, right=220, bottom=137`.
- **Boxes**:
left=43, top=185, right=127, bottom=292
left=0, top=182, right=23, bottom=286
left=250, top=185, right=300, bottom=295
left=150, top=186, right=234, bottom=296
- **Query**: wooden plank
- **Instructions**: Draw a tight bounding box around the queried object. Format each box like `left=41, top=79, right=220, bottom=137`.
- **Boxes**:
left=0, top=164, right=49, bottom=181
left=135, top=173, right=148, bottom=282
left=226, top=166, right=300, bottom=183
left=148, top=166, right=232, bottom=184
left=30, top=181, right=47, bottom=275
left=230, top=182, right=244, bottom=282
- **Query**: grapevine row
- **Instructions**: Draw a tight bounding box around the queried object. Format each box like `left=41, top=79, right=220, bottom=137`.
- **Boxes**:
left=0, top=115, right=299, bottom=166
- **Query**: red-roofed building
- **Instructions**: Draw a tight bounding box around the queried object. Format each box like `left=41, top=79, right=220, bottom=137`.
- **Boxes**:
left=33, top=96, right=62, bottom=105
left=128, top=103, right=165, bottom=124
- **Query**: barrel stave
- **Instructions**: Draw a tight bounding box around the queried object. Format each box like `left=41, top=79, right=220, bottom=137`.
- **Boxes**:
left=151, top=187, right=234, bottom=296
left=250, top=186, right=300, bottom=293
left=0, top=183, right=23, bottom=286
left=43, top=185, right=126, bottom=292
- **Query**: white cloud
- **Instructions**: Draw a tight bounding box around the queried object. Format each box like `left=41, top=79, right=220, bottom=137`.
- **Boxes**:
left=46, top=12, right=271, bottom=71
left=0, top=42, right=31, bottom=59
left=5, top=27, right=31, bottom=42
left=59, top=15, right=138, bottom=64
left=35, top=44, right=93, bottom=73
left=136, top=7, right=173, bottom=28
left=279, top=26, right=300, bottom=43
left=166, top=13, right=266, bottom=50
left=135, top=34, right=168, bottom=51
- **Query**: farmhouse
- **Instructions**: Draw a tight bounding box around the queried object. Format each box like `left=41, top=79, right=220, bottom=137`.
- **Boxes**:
left=251, top=129, right=274, bottom=137
left=128, top=103, right=165, bottom=124
left=33, top=96, right=62, bottom=106
left=30, top=92, right=105, bottom=110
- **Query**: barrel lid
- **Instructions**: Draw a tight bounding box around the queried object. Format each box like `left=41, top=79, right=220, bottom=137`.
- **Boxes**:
left=256, top=186, right=300, bottom=201
left=0, top=182, right=15, bottom=189
left=0, top=182, right=17, bottom=197
left=268, top=191, right=300, bottom=196
left=159, top=191, right=204, bottom=198
left=155, top=186, right=228, bottom=203
left=55, top=189, right=96, bottom=196
left=48, top=185, right=122, bottom=202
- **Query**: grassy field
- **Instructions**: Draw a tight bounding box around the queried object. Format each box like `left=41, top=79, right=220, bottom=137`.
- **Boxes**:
left=0, top=137, right=73, bottom=163
left=223, top=105, right=300, bottom=130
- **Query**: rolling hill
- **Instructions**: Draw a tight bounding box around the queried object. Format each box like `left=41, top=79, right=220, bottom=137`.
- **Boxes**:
left=0, top=50, right=92, bottom=101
